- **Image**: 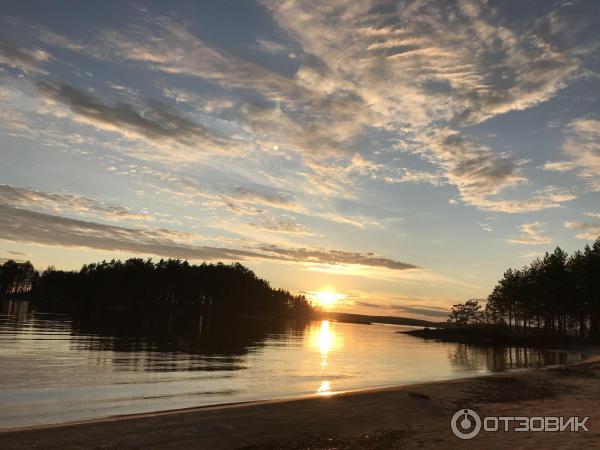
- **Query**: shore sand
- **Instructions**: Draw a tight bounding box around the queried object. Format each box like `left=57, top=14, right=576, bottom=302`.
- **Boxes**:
left=2, top=355, right=600, bottom=449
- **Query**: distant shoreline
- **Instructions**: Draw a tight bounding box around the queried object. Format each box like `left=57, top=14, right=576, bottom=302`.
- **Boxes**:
left=2, top=354, right=599, bottom=449
left=400, top=326, right=599, bottom=350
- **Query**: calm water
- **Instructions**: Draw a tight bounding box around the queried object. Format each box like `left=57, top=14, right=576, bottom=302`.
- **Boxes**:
left=0, top=299, right=585, bottom=428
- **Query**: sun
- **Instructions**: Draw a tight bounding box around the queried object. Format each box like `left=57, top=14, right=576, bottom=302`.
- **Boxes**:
left=313, top=290, right=345, bottom=309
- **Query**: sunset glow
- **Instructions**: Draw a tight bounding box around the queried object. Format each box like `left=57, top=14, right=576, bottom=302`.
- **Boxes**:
left=312, top=291, right=346, bottom=309
left=0, top=0, right=598, bottom=323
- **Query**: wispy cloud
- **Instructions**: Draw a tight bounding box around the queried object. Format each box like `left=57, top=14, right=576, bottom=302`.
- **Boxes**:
left=351, top=294, right=454, bottom=320
left=544, top=117, right=600, bottom=191
left=508, top=222, right=552, bottom=245
left=260, top=0, right=585, bottom=211
left=0, top=204, right=416, bottom=270
left=254, top=37, right=296, bottom=57
left=479, top=223, right=492, bottom=232
left=257, top=244, right=417, bottom=270
left=36, top=82, right=238, bottom=160
left=565, top=221, right=600, bottom=240
left=0, top=184, right=152, bottom=223
left=0, top=37, right=50, bottom=73
left=249, top=217, right=314, bottom=236
left=26, top=3, right=593, bottom=211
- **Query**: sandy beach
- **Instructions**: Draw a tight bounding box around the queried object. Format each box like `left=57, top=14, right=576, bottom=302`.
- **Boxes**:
left=1, top=355, right=599, bottom=449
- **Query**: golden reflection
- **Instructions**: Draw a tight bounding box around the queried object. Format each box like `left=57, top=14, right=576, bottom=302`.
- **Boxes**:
left=318, top=320, right=333, bottom=368
left=317, top=380, right=331, bottom=395
left=309, top=320, right=341, bottom=395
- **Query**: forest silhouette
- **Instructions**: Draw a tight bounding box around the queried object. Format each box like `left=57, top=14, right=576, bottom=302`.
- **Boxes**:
left=0, top=258, right=314, bottom=320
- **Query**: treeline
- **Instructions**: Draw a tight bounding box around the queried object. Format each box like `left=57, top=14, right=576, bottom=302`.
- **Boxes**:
left=449, top=237, right=600, bottom=339
left=0, top=258, right=315, bottom=319
left=0, top=260, right=37, bottom=296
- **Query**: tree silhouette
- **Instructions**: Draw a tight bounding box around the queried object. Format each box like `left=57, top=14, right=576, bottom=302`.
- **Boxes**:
left=0, top=260, right=37, bottom=297
left=449, top=299, right=484, bottom=327
left=451, top=236, right=600, bottom=339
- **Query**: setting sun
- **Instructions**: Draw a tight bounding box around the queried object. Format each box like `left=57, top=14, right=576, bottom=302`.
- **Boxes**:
left=313, top=291, right=346, bottom=309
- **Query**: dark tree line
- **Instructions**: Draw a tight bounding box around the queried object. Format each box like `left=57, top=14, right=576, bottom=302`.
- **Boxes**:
left=449, top=237, right=600, bottom=339
left=0, top=260, right=37, bottom=296
left=2, top=258, right=315, bottom=319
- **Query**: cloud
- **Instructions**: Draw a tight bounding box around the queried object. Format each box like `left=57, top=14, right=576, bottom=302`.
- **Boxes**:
left=33, top=27, right=85, bottom=52
left=36, top=82, right=236, bottom=160
left=0, top=204, right=259, bottom=261
left=230, top=186, right=297, bottom=209
left=419, top=129, right=527, bottom=210
left=479, top=223, right=492, bottom=232
left=384, top=169, right=446, bottom=186
left=257, top=244, right=417, bottom=270
left=0, top=37, right=50, bottom=73
left=565, top=221, right=600, bottom=240
left=254, top=37, right=295, bottom=57
left=508, top=222, right=552, bottom=245
left=94, top=16, right=304, bottom=100
left=261, top=0, right=584, bottom=209
left=25, top=3, right=595, bottom=212
left=85, top=16, right=375, bottom=165
left=544, top=117, right=600, bottom=190
left=407, top=132, right=576, bottom=213
left=393, top=304, right=450, bottom=319
left=352, top=300, right=450, bottom=320
left=453, top=184, right=576, bottom=213
left=0, top=184, right=152, bottom=222
left=0, top=205, right=416, bottom=270
left=543, top=161, right=577, bottom=172
left=249, top=217, right=313, bottom=236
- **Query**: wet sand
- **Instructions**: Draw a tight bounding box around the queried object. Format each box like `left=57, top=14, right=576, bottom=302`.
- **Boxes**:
left=1, top=355, right=600, bottom=449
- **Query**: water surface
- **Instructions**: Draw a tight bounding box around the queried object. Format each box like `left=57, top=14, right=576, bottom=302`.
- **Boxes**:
left=0, top=299, right=584, bottom=428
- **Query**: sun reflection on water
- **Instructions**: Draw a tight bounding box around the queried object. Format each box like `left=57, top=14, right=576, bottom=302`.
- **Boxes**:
left=317, top=380, right=331, bottom=395
left=318, top=320, right=333, bottom=368
left=311, top=320, right=340, bottom=395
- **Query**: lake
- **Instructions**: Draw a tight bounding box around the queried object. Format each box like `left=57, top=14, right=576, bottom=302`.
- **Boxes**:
left=0, top=299, right=585, bottom=428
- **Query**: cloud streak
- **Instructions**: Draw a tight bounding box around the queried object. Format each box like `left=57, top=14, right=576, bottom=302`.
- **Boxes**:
left=565, top=221, right=600, bottom=241
left=0, top=37, right=49, bottom=73
left=36, top=82, right=237, bottom=160
left=258, top=244, right=417, bottom=270
left=544, top=117, right=600, bottom=191
left=509, top=222, right=552, bottom=245
left=0, top=184, right=152, bottom=222
left=0, top=205, right=416, bottom=270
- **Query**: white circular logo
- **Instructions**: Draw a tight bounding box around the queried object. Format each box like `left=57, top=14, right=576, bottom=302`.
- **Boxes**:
left=451, top=408, right=482, bottom=440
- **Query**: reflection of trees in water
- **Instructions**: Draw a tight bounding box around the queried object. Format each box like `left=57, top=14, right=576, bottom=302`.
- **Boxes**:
left=0, top=299, right=310, bottom=373
left=71, top=308, right=310, bottom=372
left=0, top=298, right=30, bottom=321
left=449, top=344, right=579, bottom=372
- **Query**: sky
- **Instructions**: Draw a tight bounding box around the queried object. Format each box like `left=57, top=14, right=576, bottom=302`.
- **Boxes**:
left=0, top=0, right=599, bottom=321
